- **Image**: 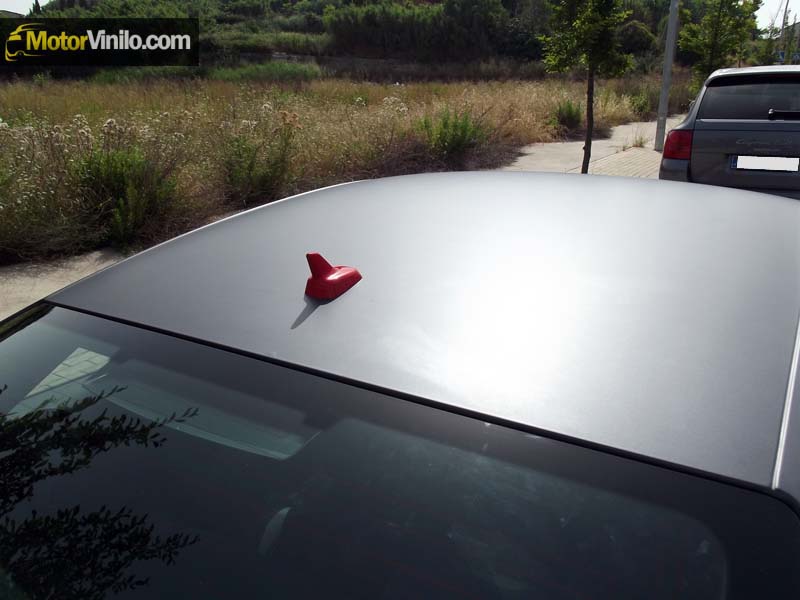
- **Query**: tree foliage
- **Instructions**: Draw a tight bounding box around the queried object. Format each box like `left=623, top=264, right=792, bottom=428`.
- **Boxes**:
left=542, top=0, right=632, bottom=76
left=323, top=0, right=512, bottom=61
left=541, top=0, right=632, bottom=172
left=678, top=0, right=760, bottom=83
left=323, top=1, right=446, bottom=60
left=33, top=0, right=780, bottom=71
left=41, top=0, right=220, bottom=30
left=618, top=19, right=657, bottom=55
left=0, top=384, right=199, bottom=600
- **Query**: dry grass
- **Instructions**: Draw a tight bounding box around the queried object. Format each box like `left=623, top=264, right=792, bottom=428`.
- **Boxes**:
left=0, top=77, right=635, bottom=143
left=607, top=69, right=695, bottom=118
left=0, top=76, right=640, bottom=263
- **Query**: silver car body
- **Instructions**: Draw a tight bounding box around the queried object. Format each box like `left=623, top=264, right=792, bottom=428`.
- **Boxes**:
left=42, top=172, right=800, bottom=510
left=660, top=65, right=800, bottom=199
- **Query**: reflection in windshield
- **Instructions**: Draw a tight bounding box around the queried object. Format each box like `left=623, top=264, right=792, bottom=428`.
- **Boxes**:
left=2, top=306, right=800, bottom=599
left=0, top=384, right=198, bottom=600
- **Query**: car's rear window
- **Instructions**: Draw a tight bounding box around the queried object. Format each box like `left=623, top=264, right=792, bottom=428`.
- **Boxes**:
left=698, top=76, right=800, bottom=120
left=2, top=305, right=800, bottom=600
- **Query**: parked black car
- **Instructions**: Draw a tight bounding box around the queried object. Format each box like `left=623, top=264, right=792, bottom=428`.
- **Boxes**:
left=660, top=65, right=800, bottom=199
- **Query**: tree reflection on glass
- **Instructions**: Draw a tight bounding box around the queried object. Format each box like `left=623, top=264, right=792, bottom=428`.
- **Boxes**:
left=0, top=384, right=199, bottom=600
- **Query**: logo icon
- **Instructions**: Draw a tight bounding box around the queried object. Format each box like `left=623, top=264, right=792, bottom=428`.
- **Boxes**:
left=5, top=23, right=43, bottom=62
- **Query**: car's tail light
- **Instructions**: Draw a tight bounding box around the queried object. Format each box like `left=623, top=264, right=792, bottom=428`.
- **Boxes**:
left=663, top=129, right=693, bottom=160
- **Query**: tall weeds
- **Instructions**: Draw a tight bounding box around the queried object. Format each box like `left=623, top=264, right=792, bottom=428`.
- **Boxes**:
left=222, top=111, right=299, bottom=206
left=419, top=109, right=487, bottom=164
left=0, top=76, right=648, bottom=264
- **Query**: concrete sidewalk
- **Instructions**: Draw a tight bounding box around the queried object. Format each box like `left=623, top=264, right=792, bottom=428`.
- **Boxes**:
left=502, top=115, right=685, bottom=178
left=0, top=249, right=122, bottom=320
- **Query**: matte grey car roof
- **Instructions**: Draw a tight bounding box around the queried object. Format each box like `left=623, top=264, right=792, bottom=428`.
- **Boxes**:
left=48, top=172, right=800, bottom=502
left=707, top=64, right=800, bottom=83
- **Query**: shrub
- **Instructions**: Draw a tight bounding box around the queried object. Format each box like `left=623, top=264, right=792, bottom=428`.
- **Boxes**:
left=75, top=147, right=177, bottom=247
left=32, top=71, right=53, bottom=86
left=222, top=113, right=298, bottom=206
left=623, top=82, right=660, bottom=118
left=221, top=0, right=268, bottom=19
left=618, top=21, right=657, bottom=56
left=324, top=2, right=446, bottom=61
left=0, top=151, right=11, bottom=195
left=203, top=31, right=332, bottom=55
left=91, top=66, right=204, bottom=84
left=441, top=0, right=507, bottom=60
left=209, top=61, right=322, bottom=82
left=497, top=16, right=545, bottom=60
left=0, top=78, right=642, bottom=264
left=266, top=32, right=332, bottom=55
left=608, top=69, right=694, bottom=117
left=0, top=115, right=184, bottom=261
left=632, top=132, right=647, bottom=148
left=418, top=109, right=487, bottom=162
left=668, top=74, right=695, bottom=113
left=319, top=56, right=547, bottom=81
left=0, top=120, right=95, bottom=261
left=629, top=91, right=652, bottom=117
left=553, top=98, right=582, bottom=131
left=323, top=0, right=507, bottom=61
left=273, top=12, right=326, bottom=34
left=110, top=183, right=176, bottom=247
left=92, top=62, right=324, bottom=85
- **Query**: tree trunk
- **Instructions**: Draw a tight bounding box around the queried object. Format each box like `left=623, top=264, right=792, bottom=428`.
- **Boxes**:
left=581, top=67, right=595, bottom=174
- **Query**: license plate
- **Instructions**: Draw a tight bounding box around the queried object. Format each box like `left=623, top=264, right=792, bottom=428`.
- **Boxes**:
left=732, top=155, right=800, bottom=171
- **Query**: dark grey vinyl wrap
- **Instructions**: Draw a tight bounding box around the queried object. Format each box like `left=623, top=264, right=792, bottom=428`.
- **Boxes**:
left=48, top=172, right=800, bottom=491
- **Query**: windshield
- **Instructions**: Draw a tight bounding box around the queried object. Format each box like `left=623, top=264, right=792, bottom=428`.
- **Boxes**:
left=1, top=305, right=799, bottom=600
left=698, top=77, right=800, bottom=120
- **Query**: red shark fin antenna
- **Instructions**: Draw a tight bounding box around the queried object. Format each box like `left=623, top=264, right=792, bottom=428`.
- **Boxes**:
left=306, top=252, right=334, bottom=278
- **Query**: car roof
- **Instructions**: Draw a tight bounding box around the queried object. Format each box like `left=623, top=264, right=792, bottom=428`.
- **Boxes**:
left=706, top=64, right=800, bottom=84
left=47, top=172, right=800, bottom=502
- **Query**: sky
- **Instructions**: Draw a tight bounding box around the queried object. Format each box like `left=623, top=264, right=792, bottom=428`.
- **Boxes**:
left=761, top=0, right=791, bottom=28
left=2, top=0, right=33, bottom=14
left=0, top=0, right=790, bottom=29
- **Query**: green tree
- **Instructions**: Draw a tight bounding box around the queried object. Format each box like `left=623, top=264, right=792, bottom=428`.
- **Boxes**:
left=755, top=25, right=780, bottom=65
left=618, top=19, right=657, bottom=55
left=0, top=384, right=199, bottom=600
left=442, top=0, right=508, bottom=59
left=679, top=0, right=760, bottom=83
left=542, top=0, right=632, bottom=173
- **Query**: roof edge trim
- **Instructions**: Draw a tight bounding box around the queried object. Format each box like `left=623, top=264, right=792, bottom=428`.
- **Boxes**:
left=774, top=307, right=800, bottom=488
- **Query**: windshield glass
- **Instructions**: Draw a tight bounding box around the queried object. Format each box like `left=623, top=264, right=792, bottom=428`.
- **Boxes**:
left=698, top=77, right=800, bottom=120
left=1, top=306, right=799, bottom=600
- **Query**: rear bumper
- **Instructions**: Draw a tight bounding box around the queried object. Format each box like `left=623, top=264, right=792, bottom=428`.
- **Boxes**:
left=659, top=158, right=690, bottom=182
left=740, top=187, right=800, bottom=201
left=659, top=157, right=800, bottom=199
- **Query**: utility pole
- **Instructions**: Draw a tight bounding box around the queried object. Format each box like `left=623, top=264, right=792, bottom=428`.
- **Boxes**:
left=654, top=0, right=680, bottom=152
left=782, top=0, right=791, bottom=57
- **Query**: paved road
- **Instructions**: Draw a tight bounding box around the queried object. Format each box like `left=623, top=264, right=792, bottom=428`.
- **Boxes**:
left=502, top=115, right=685, bottom=177
left=0, top=115, right=685, bottom=320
